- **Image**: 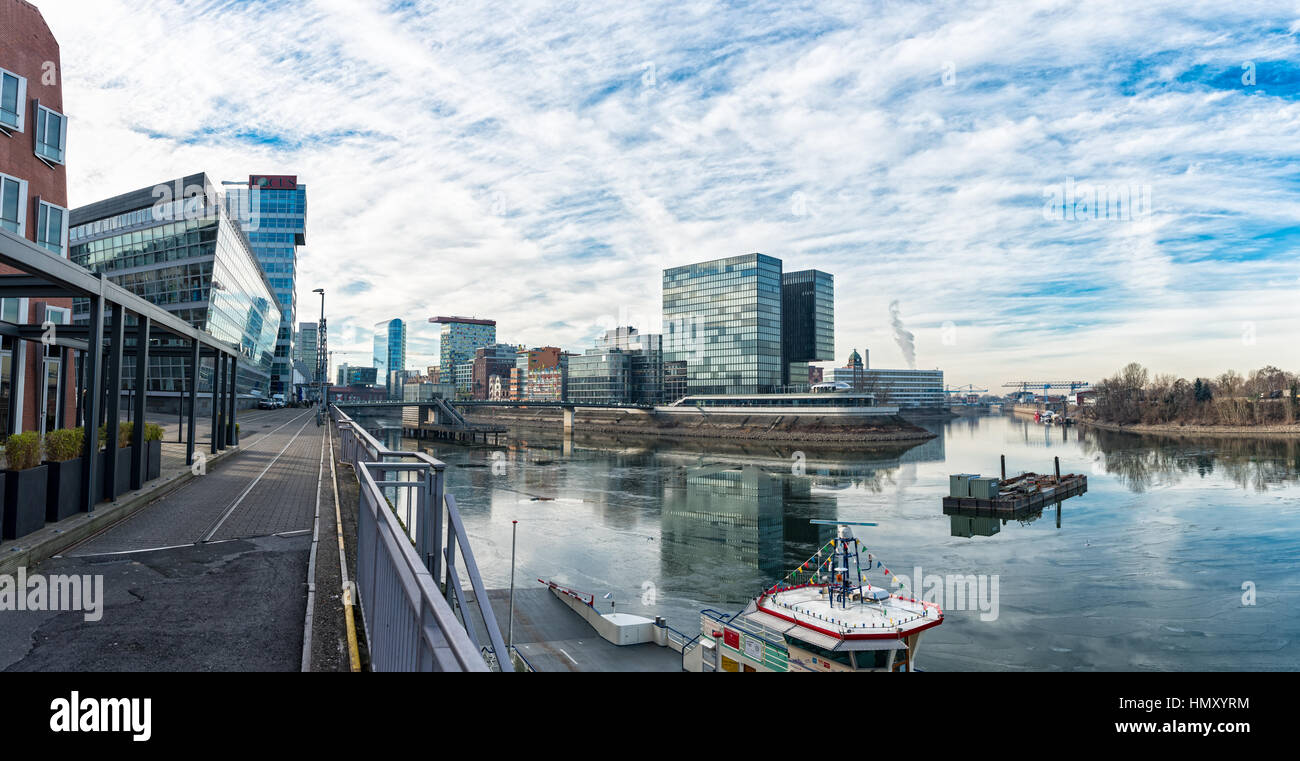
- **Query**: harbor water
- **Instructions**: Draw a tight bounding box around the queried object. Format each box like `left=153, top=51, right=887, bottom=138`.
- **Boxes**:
left=358, top=412, right=1300, bottom=671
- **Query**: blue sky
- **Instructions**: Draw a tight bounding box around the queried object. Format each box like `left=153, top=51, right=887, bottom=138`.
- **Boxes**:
left=42, top=0, right=1300, bottom=389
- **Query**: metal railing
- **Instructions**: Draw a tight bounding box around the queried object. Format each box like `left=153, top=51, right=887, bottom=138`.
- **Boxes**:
left=331, top=405, right=510, bottom=672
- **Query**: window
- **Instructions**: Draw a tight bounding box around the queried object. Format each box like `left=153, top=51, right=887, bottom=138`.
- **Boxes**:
left=35, top=104, right=67, bottom=164
left=0, top=173, right=28, bottom=235
left=36, top=200, right=67, bottom=255
left=0, top=69, right=25, bottom=131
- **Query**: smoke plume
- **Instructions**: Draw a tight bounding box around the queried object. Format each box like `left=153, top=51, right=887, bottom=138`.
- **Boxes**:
left=889, top=300, right=916, bottom=369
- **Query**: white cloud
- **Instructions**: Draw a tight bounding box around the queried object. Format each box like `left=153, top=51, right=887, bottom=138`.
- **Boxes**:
left=35, top=0, right=1300, bottom=383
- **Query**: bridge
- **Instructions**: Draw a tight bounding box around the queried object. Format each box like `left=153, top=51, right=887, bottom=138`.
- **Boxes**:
left=333, top=397, right=654, bottom=438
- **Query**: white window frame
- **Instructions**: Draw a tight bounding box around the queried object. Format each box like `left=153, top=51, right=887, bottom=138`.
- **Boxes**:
left=0, top=67, right=26, bottom=133
left=35, top=198, right=69, bottom=256
left=34, top=101, right=67, bottom=166
left=0, top=171, right=29, bottom=237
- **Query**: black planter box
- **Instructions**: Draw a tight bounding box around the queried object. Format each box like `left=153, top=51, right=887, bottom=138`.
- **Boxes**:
left=97, top=447, right=134, bottom=500
left=3, top=465, right=49, bottom=540
left=146, top=440, right=162, bottom=481
left=44, top=458, right=84, bottom=522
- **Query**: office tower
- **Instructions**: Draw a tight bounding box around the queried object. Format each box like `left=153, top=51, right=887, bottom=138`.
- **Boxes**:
left=662, top=253, right=783, bottom=395
left=430, top=316, right=496, bottom=380
left=780, top=269, right=834, bottom=387
left=69, top=173, right=280, bottom=396
left=372, top=318, right=406, bottom=399
left=224, top=174, right=306, bottom=397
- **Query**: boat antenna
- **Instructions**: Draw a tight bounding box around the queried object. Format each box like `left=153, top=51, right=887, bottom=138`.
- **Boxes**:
left=809, top=520, right=876, bottom=609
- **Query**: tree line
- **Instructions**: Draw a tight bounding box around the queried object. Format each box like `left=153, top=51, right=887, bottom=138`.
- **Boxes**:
left=1086, top=363, right=1300, bottom=426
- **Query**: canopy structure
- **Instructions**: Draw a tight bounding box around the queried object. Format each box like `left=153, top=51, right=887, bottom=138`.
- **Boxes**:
left=0, top=227, right=243, bottom=512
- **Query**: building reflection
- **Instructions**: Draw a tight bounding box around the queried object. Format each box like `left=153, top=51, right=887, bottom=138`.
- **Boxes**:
left=658, top=464, right=837, bottom=609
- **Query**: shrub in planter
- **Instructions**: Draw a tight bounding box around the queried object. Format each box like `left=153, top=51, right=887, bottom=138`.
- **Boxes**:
left=43, top=427, right=85, bottom=522
left=2, top=431, right=48, bottom=540
left=144, top=423, right=164, bottom=481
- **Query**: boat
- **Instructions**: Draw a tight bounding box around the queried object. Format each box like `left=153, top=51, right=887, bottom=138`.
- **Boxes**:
left=684, top=521, right=943, bottom=672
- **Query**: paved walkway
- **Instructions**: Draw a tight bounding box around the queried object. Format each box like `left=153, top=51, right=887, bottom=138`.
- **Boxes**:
left=1, top=407, right=332, bottom=672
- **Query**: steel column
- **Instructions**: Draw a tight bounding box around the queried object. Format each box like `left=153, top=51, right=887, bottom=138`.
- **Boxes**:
left=186, top=338, right=199, bottom=466
left=211, top=351, right=221, bottom=454
left=80, top=292, right=104, bottom=513
left=226, top=355, right=237, bottom=445
left=130, top=316, right=150, bottom=490
left=103, top=303, right=125, bottom=502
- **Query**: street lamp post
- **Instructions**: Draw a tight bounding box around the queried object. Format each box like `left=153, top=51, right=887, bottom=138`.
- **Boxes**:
left=312, top=288, right=325, bottom=411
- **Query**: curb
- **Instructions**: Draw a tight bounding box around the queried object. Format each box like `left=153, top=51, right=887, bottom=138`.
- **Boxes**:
left=0, top=446, right=239, bottom=576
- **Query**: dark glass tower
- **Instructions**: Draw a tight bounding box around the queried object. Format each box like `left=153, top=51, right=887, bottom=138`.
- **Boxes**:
left=780, top=269, right=835, bottom=386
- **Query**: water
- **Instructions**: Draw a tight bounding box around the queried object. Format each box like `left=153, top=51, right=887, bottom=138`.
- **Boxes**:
left=361, top=413, right=1300, bottom=671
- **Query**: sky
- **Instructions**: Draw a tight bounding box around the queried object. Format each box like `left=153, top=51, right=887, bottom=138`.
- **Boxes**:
left=38, top=0, right=1300, bottom=391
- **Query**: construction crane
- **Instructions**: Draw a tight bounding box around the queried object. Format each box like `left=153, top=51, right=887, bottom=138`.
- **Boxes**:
left=944, top=384, right=989, bottom=396
left=1002, top=380, right=1090, bottom=403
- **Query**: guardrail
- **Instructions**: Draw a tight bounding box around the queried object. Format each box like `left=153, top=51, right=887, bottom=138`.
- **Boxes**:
left=331, top=404, right=510, bottom=672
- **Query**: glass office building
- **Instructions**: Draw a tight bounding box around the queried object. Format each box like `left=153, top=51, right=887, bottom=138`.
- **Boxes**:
left=431, top=316, right=496, bottom=380
left=224, top=175, right=307, bottom=397
left=373, top=318, right=406, bottom=399
left=663, top=253, right=783, bottom=395
left=69, top=174, right=281, bottom=395
left=781, top=269, right=835, bottom=387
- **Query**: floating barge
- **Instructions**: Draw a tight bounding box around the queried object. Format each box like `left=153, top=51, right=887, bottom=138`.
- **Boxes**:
left=943, top=457, right=1087, bottom=517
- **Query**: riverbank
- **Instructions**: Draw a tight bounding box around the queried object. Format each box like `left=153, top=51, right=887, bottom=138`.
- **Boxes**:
left=1078, top=418, right=1300, bottom=437
left=461, top=406, right=936, bottom=443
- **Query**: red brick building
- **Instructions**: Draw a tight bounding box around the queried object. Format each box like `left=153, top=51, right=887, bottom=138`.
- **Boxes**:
left=0, top=0, right=76, bottom=435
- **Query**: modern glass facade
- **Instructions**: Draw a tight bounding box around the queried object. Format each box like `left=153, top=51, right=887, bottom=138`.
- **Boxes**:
left=296, top=321, right=318, bottom=383
left=372, top=318, right=406, bottom=399
left=663, top=254, right=783, bottom=396
left=780, top=269, right=834, bottom=386
left=568, top=327, right=664, bottom=405
left=69, top=179, right=280, bottom=395
left=432, top=317, right=496, bottom=380
left=225, top=176, right=307, bottom=397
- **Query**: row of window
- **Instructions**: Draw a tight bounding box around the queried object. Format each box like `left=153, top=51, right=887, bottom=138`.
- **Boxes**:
left=0, top=172, right=68, bottom=255
left=0, top=67, right=67, bottom=165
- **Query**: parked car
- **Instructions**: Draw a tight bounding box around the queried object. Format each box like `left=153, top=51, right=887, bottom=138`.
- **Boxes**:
left=257, top=398, right=277, bottom=410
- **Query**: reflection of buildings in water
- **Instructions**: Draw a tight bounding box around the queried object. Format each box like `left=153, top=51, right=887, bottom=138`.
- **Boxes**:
left=659, top=465, right=837, bottom=605
left=1080, top=428, right=1300, bottom=493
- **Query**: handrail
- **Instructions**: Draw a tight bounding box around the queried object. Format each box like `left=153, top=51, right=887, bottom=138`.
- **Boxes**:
left=331, top=404, right=510, bottom=672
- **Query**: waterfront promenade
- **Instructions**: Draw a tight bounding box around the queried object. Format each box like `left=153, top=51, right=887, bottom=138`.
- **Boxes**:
left=0, top=408, right=355, bottom=672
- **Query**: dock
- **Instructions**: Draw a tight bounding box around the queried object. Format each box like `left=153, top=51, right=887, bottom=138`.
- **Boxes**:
left=943, top=472, right=1088, bottom=517
left=462, top=587, right=685, bottom=672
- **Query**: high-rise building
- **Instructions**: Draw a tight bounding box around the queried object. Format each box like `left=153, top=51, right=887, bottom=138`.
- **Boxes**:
left=224, top=174, right=306, bottom=397
left=663, top=254, right=783, bottom=396
left=372, top=318, right=405, bottom=399
left=430, top=316, right=495, bottom=379
left=69, top=173, right=281, bottom=396
left=780, top=270, right=834, bottom=387
left=0, top=0, right=76, bottom=435
left=296, top=321, right=318, bottom=382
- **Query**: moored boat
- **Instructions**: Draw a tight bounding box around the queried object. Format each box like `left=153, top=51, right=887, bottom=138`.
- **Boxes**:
left=684, top=521, right=943, bottom=672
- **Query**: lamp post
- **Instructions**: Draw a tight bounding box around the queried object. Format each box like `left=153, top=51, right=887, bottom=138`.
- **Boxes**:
left=312, top=288, right=325, bottom=410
